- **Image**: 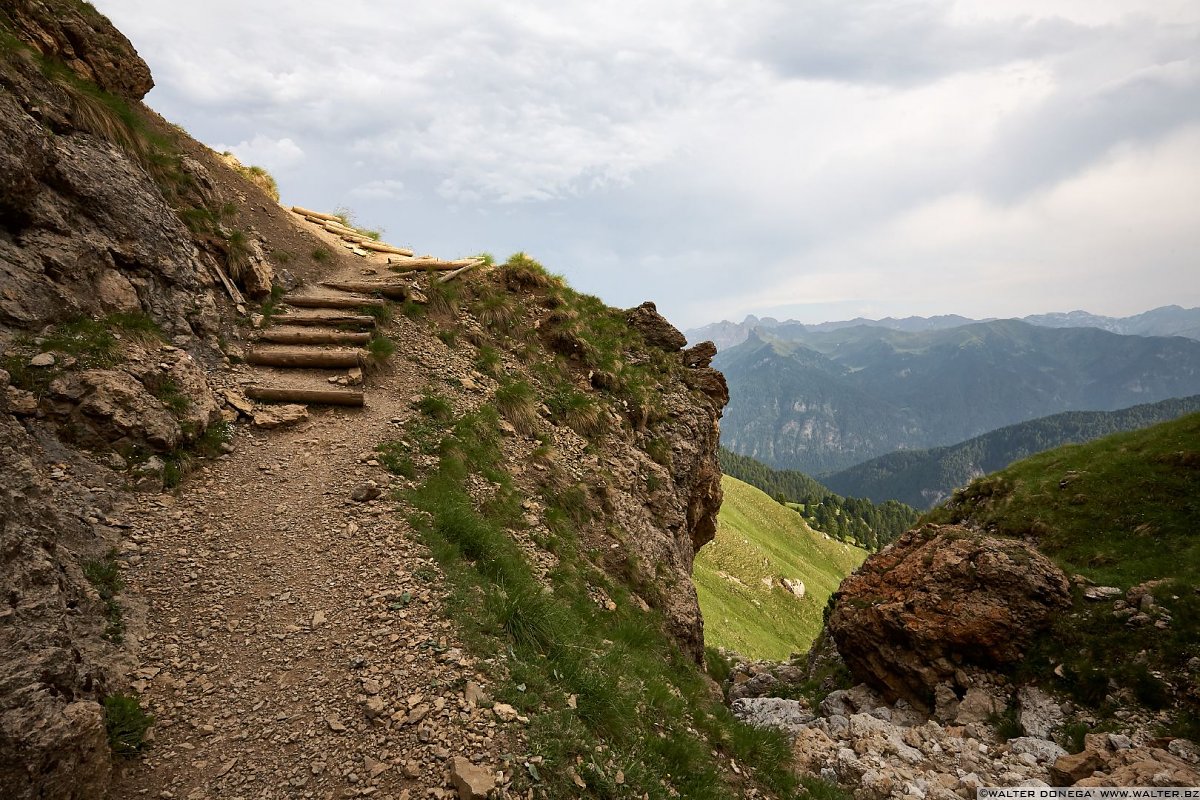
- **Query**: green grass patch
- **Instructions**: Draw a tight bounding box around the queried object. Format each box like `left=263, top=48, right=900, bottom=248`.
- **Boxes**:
left=362, top=303, right=394, bottom=326
left=375, top=440, right=417, bottom=479
left=695, top=477, right=867, bottom=660
left=103, top=693, right=153, bottom=757
left=311, top=246, right=332, bottom=263
left=546, top=386, right=607, bottom=439
left=475, top=344, right=501, bottom=376
left=367, top=334, right=396, bottom=365
left=415, top=391, right=454, bottom=421
left=494, top=378, right=540, bottom=436
left=82, top=551, right=124, bottom=642
left=399, top=406, right=802, bottom=798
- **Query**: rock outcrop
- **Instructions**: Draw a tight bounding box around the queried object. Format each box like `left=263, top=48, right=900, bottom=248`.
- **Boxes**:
left=828, top=525, right=1071, bottom=704
left=0, top=406, right=127, bottom=799
left=0, top=0, right=154, bottom=100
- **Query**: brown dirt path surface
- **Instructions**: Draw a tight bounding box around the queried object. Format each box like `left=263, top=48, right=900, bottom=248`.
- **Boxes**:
left=109, top=247, right=517, bottom=799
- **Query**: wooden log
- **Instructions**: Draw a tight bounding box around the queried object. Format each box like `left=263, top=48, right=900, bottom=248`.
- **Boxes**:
left=209, top=260, right=246, bottom=305
left=256, top=329, right=372, bottom=345
left=284, top=295, right=386, bottom=309
left=272, top=313, right=376, bottom=329
left=292, top=206, right=340, bottom=222
left=437, top=260, right=483, bottom=283
left=247, top=386, right=364, bottom=407
left=320, top=281, right=410, bottom=299
left=323, top=221, right=359, bottom=236
left=358, top=240, right=415, bottom=257
left=351, top=247, right=369, bottom=257
left=246, top=348, right=365, bottom=368
left=387, top=257, right=480, bottom=271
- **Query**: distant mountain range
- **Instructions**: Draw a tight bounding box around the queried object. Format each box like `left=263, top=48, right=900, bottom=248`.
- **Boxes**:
left=823, top=395, right=1200, bottom=508
left=712, top=319, right=1200, bottom=474
left=686, top=305, right=1200, bottom=350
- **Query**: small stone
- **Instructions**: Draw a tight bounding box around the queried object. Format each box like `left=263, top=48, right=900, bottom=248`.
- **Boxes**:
left=28, top=352, right=55, bottom=367
left=351, top=483, right=382, bottom=502
left=492, top=703, right=518, bottom=722
left=327, top=717, right=346, bottom=732
left=311, top=610, right=326, bottom=627
left=365, top=696, right=387, bottom=719
left=449, top=756, right=495, bottom=800
left=364, top=755, right=389, bottom=778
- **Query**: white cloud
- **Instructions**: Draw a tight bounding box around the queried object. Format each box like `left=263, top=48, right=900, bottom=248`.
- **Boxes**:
left=348, top=179, right=405, bottom=200
left=212, top=134, right=304, bottom=169
left=94, top=0, right=1200, bottom=328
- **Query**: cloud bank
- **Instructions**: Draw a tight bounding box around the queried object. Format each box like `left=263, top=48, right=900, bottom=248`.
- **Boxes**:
left=95, top=0, right=1200, bottom=327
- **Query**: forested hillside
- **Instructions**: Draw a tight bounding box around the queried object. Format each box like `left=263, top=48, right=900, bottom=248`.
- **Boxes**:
left=825, top=394, right=1200, bottom=507
left=719, top=449, right=917, bottom=551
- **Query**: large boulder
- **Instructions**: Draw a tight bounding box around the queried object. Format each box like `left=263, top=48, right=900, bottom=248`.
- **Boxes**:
left=828, top=524, right=1071, bottom=704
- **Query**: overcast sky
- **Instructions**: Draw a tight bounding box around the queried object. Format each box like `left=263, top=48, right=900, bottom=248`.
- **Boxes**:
left=96, top=0, right=1200, bottom=329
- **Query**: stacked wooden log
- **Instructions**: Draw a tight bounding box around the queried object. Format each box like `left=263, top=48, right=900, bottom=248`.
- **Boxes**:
left=290, top=206, right=414, bottom=257
left=240, top=286, right=399, bottom=408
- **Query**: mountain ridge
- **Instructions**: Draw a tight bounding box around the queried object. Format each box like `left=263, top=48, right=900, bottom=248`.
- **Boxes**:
left=688, top=304, right=1200, bottom=350
left=714, top=318, right=1200, bottom=474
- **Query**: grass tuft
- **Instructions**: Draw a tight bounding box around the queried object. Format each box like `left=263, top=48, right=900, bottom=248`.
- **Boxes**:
left=415, top=392, right=453, bottom=421
left=103, top=693, right=153, bottom=757
left=494, top=378, right=540, bottom=436
left=82, top=551, right=124, bottom=642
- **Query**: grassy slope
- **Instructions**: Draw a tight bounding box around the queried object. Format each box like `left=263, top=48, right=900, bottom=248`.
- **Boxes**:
left=926, top=412, right=1200, bottom=587
left=695, top=476, right=866, bottom=660
left=924, top=413, right=1200, bottom=734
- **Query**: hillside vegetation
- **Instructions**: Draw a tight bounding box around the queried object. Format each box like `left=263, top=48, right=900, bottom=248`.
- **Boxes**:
left=720, top=449, right=917, bottom=550
left=926, top=413, right=1200, bottom=737
left=695, top=476, right=866, bottom=660
left=715, top=321, right=1200, bottom=474
left=827, top=394, right=1200, bottom=508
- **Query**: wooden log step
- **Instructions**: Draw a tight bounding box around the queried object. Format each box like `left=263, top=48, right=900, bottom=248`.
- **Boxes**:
left=247, top=386, right=364, bottom=407
left=284, top=295, right=387, bottom=309
left=358, top=240, right=415, bottom=257
left=272, top=313, right=376, bottom=329
left=387, top=257, right=482, bottom=271
left=291, top=206, right=340, bottom=222
left=246, top=348, right=365, bottom=369
left=320, top=281, right=411, bottom=299
left=256, top=329, right=372, bottom=345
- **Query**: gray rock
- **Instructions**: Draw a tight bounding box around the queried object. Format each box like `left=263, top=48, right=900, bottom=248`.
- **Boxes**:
left=1017, top=686, right=1063, bottom=740
left=933, top=683, right=960, bottom=723
left=731, top=697, right=816, bottom=734
left=1083, top=586, right=1122, bottom=601
left=1009, top=737, right=1068, bottom=763
left=251, top=404, right=308, bottom=430
left=28, top=352, right=55, bottom=368
left=350, top=483, right=382, bottom=503
left=954, top=687, right=1004, bottom=726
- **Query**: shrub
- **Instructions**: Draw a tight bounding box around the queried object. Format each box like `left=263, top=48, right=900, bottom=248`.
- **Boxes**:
left=83, top=551, right=124, bottom=642
left=103, top=694, right=153, bottom=757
